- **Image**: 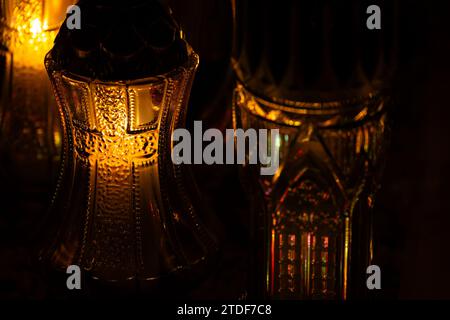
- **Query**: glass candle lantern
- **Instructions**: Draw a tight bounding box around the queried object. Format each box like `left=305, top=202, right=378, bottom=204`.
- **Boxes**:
left=40, top=0, right=217, bottom=293
left=232, top=0, right=397, bottom=299
left=0, top=0, right=74, bottom=237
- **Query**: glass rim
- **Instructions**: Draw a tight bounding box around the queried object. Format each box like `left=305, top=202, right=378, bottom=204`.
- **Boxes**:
left=46, top=49, right=199, bottom=86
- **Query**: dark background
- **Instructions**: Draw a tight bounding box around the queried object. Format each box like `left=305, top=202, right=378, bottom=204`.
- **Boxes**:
left=378, top=1, right=450, bottom=299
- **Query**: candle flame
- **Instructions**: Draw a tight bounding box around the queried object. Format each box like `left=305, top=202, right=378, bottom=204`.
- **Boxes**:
left=11, top=1, right=55, bottom=68
left=30, top=18, right=42, bottom=35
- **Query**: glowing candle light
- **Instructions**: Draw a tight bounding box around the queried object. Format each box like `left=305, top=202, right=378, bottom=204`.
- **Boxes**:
left=0, top=0, right=74, bottom=235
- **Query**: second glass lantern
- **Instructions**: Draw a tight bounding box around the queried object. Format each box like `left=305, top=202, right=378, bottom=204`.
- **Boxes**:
left=0, top=0, right=75, bottom=239
left=233, top=0, right=397, bottom=299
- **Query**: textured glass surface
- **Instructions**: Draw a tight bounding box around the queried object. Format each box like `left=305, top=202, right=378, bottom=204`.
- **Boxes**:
left=42, top=50, right=217, bottom=288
